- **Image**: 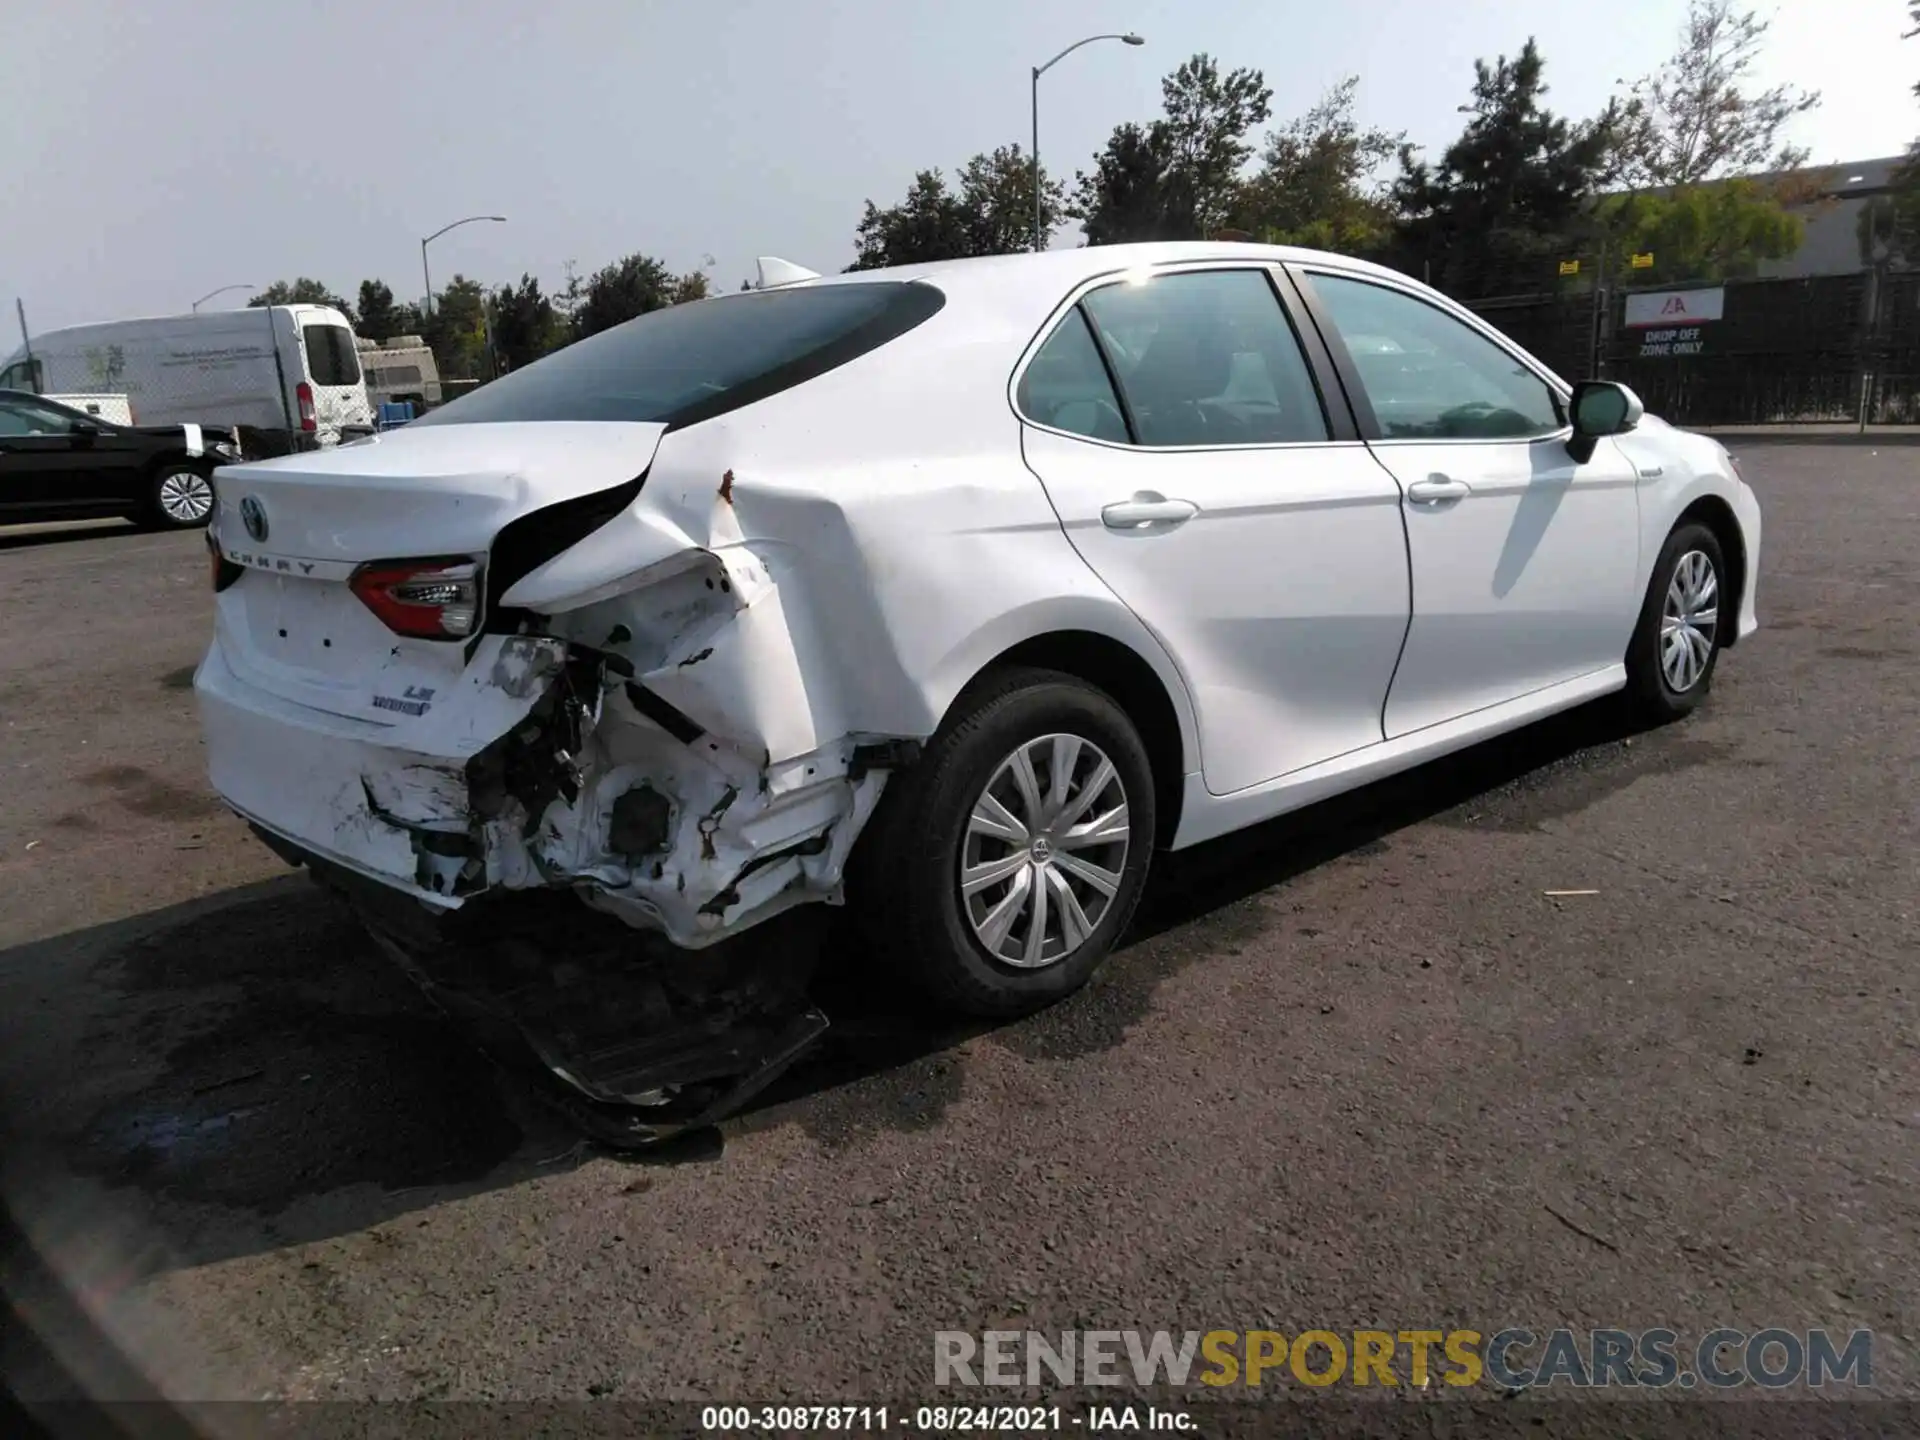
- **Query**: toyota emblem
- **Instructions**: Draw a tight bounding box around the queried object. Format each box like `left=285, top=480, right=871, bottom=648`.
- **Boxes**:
left=240, top=495, right=269, bottom=543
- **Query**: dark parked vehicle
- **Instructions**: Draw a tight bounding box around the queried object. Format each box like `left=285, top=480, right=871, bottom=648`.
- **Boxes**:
left=0, top=389, right=235, bottom=530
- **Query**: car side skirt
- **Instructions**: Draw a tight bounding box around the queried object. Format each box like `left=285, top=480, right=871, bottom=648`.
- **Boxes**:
left=1171, top=664, right=1627, bottom=849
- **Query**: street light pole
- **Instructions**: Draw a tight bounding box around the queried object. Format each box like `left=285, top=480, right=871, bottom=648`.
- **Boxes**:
left=1031, top=32, right=1144, bottom=252
left=420, top=214, right=507, bottom=317
left=191, top=284, right=256, bottom=313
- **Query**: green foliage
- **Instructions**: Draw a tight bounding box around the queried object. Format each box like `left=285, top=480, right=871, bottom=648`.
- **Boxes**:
left=353, top=279, right=419, bottom=342
left=1070, top=124, right=1180, bottom=245
left=850, top=145, right=1064, bottom=268
left=1613, top=0, right=1819, bottom=186
left=570, top=253, right=707, bottom=339
left=422, top=274, right=488, bottom=379
left=1596, top=179, right=1804, bottom=280
left=247, top=278, right=354, bottom=315
left=1230, top=77, right=1402, bottom=250
left=487, top=274, right=560, bottom=372
left=1070, top=54, right=1272, bottom=244
left=1393, top=39, right=1623, bottom=295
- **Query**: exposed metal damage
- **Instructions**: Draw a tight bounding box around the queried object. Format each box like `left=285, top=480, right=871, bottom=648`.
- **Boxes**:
left=339, top=539, right=921, bottom=953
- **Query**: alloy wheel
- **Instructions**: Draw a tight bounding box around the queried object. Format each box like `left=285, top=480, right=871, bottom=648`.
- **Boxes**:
left=1661, top=548, right=1720, bottom=693
left=158, top=470, right=214, bottom=524
left=960, top=732, right=1131, bottom=969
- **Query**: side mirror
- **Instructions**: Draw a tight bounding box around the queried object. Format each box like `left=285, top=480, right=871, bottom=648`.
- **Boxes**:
left=1566, top=380, right=1644, bottom=463
left=69, top=419, right=100, bottom=446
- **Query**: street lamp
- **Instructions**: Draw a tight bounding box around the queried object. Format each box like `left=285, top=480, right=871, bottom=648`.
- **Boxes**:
left=1032, top=32, right=1144, bottom=252
left=421, top=215, right=506, bottom=316
left=192, top=284, right=256, bottom=313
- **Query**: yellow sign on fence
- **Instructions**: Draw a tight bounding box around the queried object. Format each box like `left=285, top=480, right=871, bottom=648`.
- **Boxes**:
left=1631, top=252, right=1656, bottom=269
left=1558, top=260, right=1580, bottom=276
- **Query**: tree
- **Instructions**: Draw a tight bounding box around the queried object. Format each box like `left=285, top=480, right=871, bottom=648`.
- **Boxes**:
left=1595, top=178, right=1803, bottom=279
left=422, top=274, right=488, bottom=379
left=1231, top=77, right=1403, bottom=250
left=1071, top=123, right=1180, bottom=245
left=849, top=145, right=1064, bottom=268
left=1862, top=3, right=1920, bottom=265
left=1614, top=0, right=1820, bottom=188
left=488, top=274, right=560, bottom=371
left=1393, top=39, right=1624, bottom=296
left=1156, top=55, right=1274, bottom=238
left=354, top=279, right=419, bottom=343
left=248, top=278, right=353, bottom=314
left=1071, top=54, right=1273, bottom=244
left=571, top=253, right=707, bottom=339
left=850, top=171, right=972, bottom=269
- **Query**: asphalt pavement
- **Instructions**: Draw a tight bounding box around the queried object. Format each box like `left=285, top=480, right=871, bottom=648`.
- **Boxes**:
left=0, top=446, right=1915, bottom=1405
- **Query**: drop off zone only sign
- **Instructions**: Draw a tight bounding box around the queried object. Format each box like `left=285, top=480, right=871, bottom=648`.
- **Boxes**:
left=1625, top=287, right=1726, bottom=358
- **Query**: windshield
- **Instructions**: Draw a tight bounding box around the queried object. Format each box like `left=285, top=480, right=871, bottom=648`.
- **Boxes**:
left=410, top=281, right=946, bottom=430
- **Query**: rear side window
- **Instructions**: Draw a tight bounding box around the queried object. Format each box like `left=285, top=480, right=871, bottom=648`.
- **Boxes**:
left=1081, top=269, right=1330, bottom=447
left=303, top=324, right=362, bottom=387
left=411, top=282, right=947, bottom=430
left=1017, top=309, right=1129, bottom=443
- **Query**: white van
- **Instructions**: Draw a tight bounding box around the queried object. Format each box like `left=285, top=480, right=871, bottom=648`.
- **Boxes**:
left=0, top=305, right=376, bottom=454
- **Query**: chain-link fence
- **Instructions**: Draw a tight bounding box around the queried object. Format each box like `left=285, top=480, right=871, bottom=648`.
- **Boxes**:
left=1354, top=248, right=1920, bottom=429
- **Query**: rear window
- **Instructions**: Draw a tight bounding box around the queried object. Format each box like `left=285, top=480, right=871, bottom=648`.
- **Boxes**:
left=410, top=281, right=946, bottom=430
left=303, top=324, right=362, bottom=387
left=369, top=364, right=424, bottom=387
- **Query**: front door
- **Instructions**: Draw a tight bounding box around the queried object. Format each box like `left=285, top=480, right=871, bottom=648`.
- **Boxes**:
left=1296, top=268, right=1643, bottom=738
left=1017, top=264, right=1412, bottom=796
left=0, top=394, right=101, bottom=511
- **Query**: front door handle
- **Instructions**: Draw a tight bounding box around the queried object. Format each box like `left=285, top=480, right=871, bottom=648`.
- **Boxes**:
left=1406, top=475, right=1472, bottom=504
left=1102, top=493, right=1199, bottom=530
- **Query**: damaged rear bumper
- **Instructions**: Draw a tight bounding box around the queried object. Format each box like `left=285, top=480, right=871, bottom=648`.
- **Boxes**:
left=196, top=627, right=910, bottom=949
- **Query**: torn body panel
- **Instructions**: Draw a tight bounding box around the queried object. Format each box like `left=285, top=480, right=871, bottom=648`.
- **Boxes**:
left=201, top=525, right=911, bottom=949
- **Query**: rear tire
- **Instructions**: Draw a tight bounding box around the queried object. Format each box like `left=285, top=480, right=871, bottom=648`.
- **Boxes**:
left=852, top=667, right=1155, bottom=1018
left=1625, top=520, right=1727, bottom=722
left=142, top=461, right=215, bottom=530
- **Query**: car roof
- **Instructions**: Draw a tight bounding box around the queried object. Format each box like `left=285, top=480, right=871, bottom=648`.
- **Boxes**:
left=808, top=241, right=1413, bottom=300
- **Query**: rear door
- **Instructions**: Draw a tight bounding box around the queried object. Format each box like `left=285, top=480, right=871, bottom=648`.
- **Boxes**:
left=291, top=308, right=373, bottom=445
left=1016, top=263, right=1411, bottom=796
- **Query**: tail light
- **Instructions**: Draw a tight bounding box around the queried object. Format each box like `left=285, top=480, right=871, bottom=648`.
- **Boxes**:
left=350, top=557, right=483, bottom=640
left=296, top=382, right=317, bottom=433
left=206, top=530, right=242, bottom=592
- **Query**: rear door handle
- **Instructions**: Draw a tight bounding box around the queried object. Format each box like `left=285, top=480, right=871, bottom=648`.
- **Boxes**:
left=1406, top=476, right=1472, bottom=504
left=1102, top=493, right=1199, bottom=530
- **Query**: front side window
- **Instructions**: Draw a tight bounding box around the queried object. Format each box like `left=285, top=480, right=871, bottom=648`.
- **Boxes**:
left=1080, top=269, right=1330, bottom=447
left=1309, top=273, right=1564, bottom=441
left=411, top=281, right=945, bottom=430
left=303, top=324, right=362, bottom=387
left=1017, top=309, right=1129, bottom=443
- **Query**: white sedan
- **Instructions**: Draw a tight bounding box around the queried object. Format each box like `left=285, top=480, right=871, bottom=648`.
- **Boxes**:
left=196, top=241, right=1760, bottom=1023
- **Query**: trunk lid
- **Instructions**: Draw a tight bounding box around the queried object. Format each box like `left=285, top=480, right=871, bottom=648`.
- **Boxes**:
left=209, top=421, right=667, bottom=721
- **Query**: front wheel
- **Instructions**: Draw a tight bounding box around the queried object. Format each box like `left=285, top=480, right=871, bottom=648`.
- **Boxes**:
left=143, top=462, right=215, bottom=529
left=1625, top=520, right=1727, bottom=722
left=852, top=668, right=1156, bottom=1018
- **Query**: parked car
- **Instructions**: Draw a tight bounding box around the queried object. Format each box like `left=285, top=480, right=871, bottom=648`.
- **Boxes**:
left=194, top=241, right=1761, bottom=1119
left=0, top=304, right=375, bottom=454
left=0, top=388, right=235, bottom=528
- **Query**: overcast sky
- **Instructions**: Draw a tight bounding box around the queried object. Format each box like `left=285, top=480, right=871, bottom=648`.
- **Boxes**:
left=3, top=0, right=1913, bottom=333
